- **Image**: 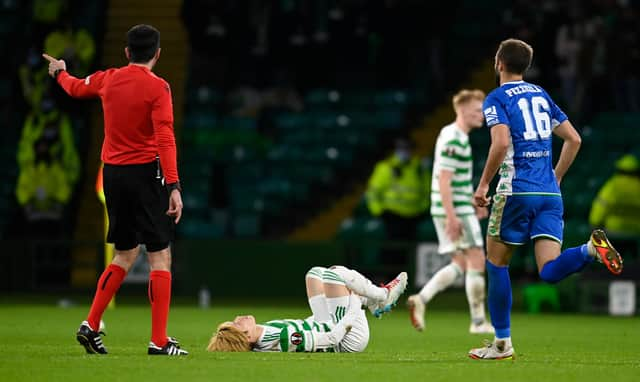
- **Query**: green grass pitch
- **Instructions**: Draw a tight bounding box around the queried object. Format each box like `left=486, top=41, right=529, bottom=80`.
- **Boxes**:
left=1, top=300, right=638, bottom=382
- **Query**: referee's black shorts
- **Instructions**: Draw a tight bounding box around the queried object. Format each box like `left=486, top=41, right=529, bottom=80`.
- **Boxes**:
left=103, top=161, right=173, bottom=252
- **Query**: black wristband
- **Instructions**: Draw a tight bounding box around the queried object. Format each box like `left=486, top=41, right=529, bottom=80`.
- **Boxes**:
left=167, top=181, right=182, bottom=193
left=53, top=69, right=65, bottom=79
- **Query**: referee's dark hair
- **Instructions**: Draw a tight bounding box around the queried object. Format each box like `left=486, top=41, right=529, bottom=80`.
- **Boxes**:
left=127, top=24, right=160, bottom=63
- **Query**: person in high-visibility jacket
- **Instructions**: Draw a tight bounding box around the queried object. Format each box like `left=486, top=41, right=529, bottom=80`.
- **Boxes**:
left=589, top=153, right=640, bottom=237
left=16, top=138, right=71, bottom=222
left=366, top=137, right=431, bottom=242
left=17, top=102, right=81, bottom=185
left=44, top=22, right=95, bottom=77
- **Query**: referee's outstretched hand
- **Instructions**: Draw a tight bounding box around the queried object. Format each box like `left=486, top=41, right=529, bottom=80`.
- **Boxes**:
left=167, top=189, right=183, bottom=224
left=42, top=53, right=66, bottom=78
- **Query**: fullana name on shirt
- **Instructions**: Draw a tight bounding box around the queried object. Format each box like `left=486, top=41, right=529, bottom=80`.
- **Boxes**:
left=505, top=84, right=543, bottom=97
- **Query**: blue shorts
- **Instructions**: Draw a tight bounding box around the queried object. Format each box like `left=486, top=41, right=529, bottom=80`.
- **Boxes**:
left=487, top=194, right=564, bottom=245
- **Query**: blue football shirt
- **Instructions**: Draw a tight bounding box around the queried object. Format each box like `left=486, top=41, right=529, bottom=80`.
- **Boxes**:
left=483, top=80, right=568, bottom=195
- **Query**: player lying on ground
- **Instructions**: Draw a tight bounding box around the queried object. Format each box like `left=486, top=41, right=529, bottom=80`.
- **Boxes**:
left=207, top=266, right=408, bottom=352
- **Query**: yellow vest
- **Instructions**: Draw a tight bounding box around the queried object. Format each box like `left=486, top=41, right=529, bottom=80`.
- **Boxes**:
left=17, top=110, right=81, bottom=185
left=589, top=174, right=640, bottom=236
left=16, top=160, right=71, bottom=210
left=44, top=28, right=95, bottom=76
left=366, top=155, right=430, bottom=217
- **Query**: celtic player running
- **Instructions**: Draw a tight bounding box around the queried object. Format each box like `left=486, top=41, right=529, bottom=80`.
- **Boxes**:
left=408, top=89, right=493, bottom=334
left=207, top=266, right=407, bottom=352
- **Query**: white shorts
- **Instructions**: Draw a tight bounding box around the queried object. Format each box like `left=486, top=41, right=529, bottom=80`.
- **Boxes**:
left=433, top=214, right=484, bottom=255
left=336, top=308, right=369, bottom=353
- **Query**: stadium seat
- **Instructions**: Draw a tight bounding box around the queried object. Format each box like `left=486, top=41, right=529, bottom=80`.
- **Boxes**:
left=232, top=214, right=261, bottom=237
left=184, top=112, right=219, bottom=130
left=417, top=218, right=437, bottom=241
left=185, top=85, right=222, bottom=113
left=362, top=218, right=386, bottom=240
left=304, top=88, right=340, bottom=109
left=223, top=116, right=257, bottom=130
left=177, top=218, right=225, bottom=239
left=274, top=113, right=311, bottom=130
left=522, top=283, right=560, bottom=313
left=373, top=90, right=409, bottom=107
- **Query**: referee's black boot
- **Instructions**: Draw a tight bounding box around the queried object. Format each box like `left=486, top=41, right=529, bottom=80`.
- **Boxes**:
left=148, top=338, right=189, bottom=356
left=76, top=321, right=108, bottom=354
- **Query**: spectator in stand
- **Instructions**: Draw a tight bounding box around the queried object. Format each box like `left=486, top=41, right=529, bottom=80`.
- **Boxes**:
left=17, top=96, right=80, bottom=186
left=44, top=19, right=95, bottom=77
left=15, top=136, right=71, bottom=237
left=589, top=153, right=640, bottom=257
left=365, top=137, right=431, bottom=275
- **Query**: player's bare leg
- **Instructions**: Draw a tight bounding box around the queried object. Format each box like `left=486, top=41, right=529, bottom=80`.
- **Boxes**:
left=409, top=253, right=464, bottom=331
left=465, top=247, right=494, bottom=334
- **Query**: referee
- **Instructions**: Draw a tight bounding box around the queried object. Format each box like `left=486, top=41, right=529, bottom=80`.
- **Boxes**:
left=44, top=24, right=187, bottom=356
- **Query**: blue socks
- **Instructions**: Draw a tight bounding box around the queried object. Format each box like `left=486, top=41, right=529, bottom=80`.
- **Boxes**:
left=486, top=260, right=512, bottom=339
left=539, top=244, right=594, bottom=283
left=486, top=245, right=593, bottom=339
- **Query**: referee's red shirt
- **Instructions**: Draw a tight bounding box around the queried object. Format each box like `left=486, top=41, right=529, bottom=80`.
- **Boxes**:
left=57, top=64, right=179, bottom=184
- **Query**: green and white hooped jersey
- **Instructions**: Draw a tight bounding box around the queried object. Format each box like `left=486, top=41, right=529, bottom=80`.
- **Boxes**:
left=431, top=123, right=475, bottom=217
left=252, top=318, right=334, bottom=353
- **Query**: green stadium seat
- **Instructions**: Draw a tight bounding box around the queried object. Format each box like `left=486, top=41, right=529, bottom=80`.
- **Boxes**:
left=274, top=113, right=311, bottom=129
left=313, top=112, right=341, bottom=129
left=337, top=217, right=363, bottom=240
left=373, top=109, right=404, bottom=129
left=185, top=85, right=222, bottom=111
left=232, top=214, right=261, bottom=237
left=304, top=89, right=340, bottom=109
left=522, top=283, right=560, bottom=313
left=177, top=219, right=225, bottom=239
left=362, top=218, right=386, bottom=240
left=183, top=191, right=209, bottom=210
left=223, top=116, right=256, bottom=130
left=417, top=218, right=437, bottom=241
left=352, top=196, right=371, bottom=218
left=180, top=161, right=213, bottom=179
left=341, top=91, right=374, bottom=107
left=373, top=90, right=408, bottom=107
left=229, top=190, right=264, bottom=213
left=184, top=112, right=219, bottom=130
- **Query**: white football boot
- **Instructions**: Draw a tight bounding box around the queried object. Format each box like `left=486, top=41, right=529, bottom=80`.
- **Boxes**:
left=373, top=272, right=408, bottom=318
left=468, top=338, right=515, bottom=360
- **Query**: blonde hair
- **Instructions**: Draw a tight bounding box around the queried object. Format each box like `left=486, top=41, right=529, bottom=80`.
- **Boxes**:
left=207, top=322, right=251, bottom=352
left=452, top=89, right=485, bottom=111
